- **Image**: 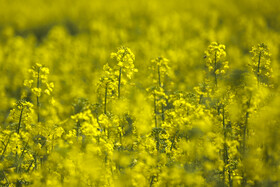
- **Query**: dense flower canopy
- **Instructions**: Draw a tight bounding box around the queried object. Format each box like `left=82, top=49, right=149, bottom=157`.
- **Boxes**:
left=0, top=0, right=280, bottom=186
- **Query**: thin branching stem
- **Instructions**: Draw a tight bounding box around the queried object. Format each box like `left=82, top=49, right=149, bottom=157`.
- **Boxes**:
left=1, top=134, right=11, bottom=160
left=257, top=51, right=262, bottom=86
left=104, top=83, right=108, bottom=114
left=214, top=51, right=217, bottom=87
left=158, top=65, right=165, bottom=122
left=158, top=65, right=161, bottom=88
left=37, top=67, right=41, bottom=123
left=17, top=107, right=24, bottom=134
left=154, top=91, right=157, bottom=128
left=118, top=67, right=122, bottom=99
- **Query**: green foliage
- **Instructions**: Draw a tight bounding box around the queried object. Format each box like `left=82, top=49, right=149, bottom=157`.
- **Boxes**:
left=0, top=0, right=280, bottom=186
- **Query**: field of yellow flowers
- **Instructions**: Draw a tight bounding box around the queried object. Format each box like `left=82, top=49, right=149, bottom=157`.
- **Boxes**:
left=1, top=0, right=280, bottom=186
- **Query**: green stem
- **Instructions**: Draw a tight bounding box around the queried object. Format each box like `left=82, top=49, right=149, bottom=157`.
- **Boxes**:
left=119, top=131, right=122, bottom=145
left=257, top=51, right=262, bottom=86
left=243, top=98, right=250, bottom=155
left=156, top=132, right=159, bottom=151
left=158, top=65, right=161, bottom=88
left=107, top=128, right=110, bottom=139
left=26, top=160, right=34, bottom=172
left=158, top=65, right=165, bottom=121
left=199, top=94, right=203, bottom=104
left=222, top=105, right=229, bottom=186
left=161, top=104, right=165, bottom=122
left=150, top=176, right=155, bottom=187
left=16, top=141, right=29, bottom=173
left=241, top=98, right=250, bottom=186
left=34, top=155, right=37, bottom=170
left=17, top=107, right=24, bottom=134
left=37, top=68, right=40, bottom=123
left=104, top=83, right=108, bottom=114
left=76, top=121, right=80, bottom=138
left=1, top=134, right=11, bottom=160
left=214, top=51, right=217, bottom=87
left=154, top=91, right=157, bottom=128
left=118, top=67, right=122, bottom=99
left=1, top=171, right=9, bottom=185
left=170, top=131, right=178, bottom=151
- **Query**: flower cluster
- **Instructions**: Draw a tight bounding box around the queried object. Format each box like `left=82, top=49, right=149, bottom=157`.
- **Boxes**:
left=0, top=16, right=279, bottom=187
left=204, top=42, right=229, bottom=86
left=111, top=46, right=137, bottom=77
left=110, top=46, right=138, bottom=98
left=9, top=99, right=34, bottom=133
left=149, top=57, right=170, bottom=87
left=249, top=43, right=273, bottom=86
left=97, top=64, right=118, bottom=114
left=24, top=63, right=54, bottom=97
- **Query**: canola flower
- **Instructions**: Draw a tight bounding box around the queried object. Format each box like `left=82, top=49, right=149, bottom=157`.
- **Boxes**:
left=24, top=63, right=54, bottom=122
left=249, top=43, right=273, bottom=86
left=110, top=46, right=138, bottom=99
left=150, top=57, right=170, bottom=88
left=97, top=64, right=118, bottom=114
left=204, top=42, right=229, bottom=87
left=0, top=1, right=280, bottom=186
left=9, top=100, right=34, bottom=134
left=0, top=42, right=278, bottom=186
